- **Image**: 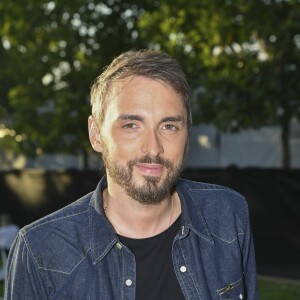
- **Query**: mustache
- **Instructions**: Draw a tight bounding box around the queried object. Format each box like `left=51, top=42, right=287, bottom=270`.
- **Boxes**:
left=128, top=155, right=173, bottom=169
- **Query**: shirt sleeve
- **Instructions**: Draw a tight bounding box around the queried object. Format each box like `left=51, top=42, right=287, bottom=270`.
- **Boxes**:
left=5, top=232, right=48, bottom=300
left=242, top=207, right=259, bottom=299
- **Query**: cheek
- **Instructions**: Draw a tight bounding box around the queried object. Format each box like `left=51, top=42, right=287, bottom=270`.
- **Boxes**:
left=110, top=126, right=142, bottom=152
left=165, top=137, right=187, bottom=161
left=107, top=136, right=141, bottom=162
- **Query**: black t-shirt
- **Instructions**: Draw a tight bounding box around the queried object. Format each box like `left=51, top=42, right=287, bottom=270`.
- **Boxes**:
left=118, top=215, right=185, bottom=300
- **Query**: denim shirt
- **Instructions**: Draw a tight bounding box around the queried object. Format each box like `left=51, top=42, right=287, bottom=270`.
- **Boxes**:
left=5, top=177, right=258, bottom=300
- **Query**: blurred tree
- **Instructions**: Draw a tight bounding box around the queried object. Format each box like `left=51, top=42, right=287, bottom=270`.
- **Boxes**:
left=139, top=0, right=300, bottom=168
left=0, top=0, right=153, bottom=168
left=1, top=0, right=300, bottom=169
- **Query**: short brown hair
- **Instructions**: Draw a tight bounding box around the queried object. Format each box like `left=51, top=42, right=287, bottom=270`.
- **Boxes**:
left=90, top=49, right=191, bottom=126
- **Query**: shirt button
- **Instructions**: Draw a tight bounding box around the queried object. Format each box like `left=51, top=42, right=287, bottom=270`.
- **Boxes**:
left=116, top=242, right=122, bottom=249
left=181, top=226, right=185, bottom=235
left=125, top=279, right=133, bottom=286
left=180, top=266, right=187, bottom=273
left=239, top=294, right=244, bottom=300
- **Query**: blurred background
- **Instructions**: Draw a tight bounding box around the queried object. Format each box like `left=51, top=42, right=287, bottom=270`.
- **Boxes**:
left=0, top=0, right=300, bottom=298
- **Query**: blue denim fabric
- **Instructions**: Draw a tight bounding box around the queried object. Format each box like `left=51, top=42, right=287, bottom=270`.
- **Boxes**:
left=5, top=177, right=258, bottom=299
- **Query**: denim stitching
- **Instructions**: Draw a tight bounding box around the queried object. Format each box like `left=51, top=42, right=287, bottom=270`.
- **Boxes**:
left=89, top=205, right=94, bottom=261
left=121, top=247, right=125, bottom=300
left=37, top=252, right=89, bottom=274
left=173, top=241, right=191, bottom=300
left=179, top=239, right=202, bottom=300
left=23, top=210, right=89, bottom=235
left=186, top=189, right=214, bottom=244
left=93, top=239, right=118, bottom=264
left=211, top=232, right=245, bottom=244
left=21, top=210, right=90, bottom=273
left=21, top=233, right=43, bottom=274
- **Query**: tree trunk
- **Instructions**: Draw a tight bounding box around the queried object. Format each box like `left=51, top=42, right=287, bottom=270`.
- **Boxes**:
left=215, top=131, right=222, bottom=167
left=279, top=57, right=291, bottom=170
left=280, top=117, right=291, bottom=169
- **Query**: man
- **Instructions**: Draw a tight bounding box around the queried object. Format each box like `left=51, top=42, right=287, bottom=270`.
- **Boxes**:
left=5, top=50, right=258, bottom=299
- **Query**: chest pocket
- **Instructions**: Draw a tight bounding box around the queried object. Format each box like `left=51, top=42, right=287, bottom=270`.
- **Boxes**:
left=217, top=277, right=245, bottom=300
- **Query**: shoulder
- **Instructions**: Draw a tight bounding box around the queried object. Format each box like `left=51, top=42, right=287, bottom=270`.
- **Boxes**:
left=21, top=191, right=93, bottom=236
left=17, top=192, right=93, bottom=273
left=177, top=179, right=249, bottom=237
left=178, top=178, right=246, bottom=209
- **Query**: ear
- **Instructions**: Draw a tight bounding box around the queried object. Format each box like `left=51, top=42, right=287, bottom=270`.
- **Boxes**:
left=88, top=115, right=103, bottom=153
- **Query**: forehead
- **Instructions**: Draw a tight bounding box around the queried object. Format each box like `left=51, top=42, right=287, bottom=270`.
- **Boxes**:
left=105, top=76, right=186, bottom=117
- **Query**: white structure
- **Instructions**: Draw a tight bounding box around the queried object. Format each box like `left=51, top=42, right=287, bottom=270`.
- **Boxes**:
left=1, top=124, right=300, bottom=170
left=187, top=123, right=300, bottom=168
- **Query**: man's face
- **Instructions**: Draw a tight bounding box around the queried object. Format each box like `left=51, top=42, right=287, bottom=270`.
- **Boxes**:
left=90, top=76, right=188, bottom=205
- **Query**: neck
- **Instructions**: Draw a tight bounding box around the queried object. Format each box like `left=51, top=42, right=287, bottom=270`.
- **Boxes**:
left=102, top=183, right=181, bottom=238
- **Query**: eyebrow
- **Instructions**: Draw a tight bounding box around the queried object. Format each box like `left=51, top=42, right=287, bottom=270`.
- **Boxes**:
left=161, top=116, right=185, bottom=123
left=117, top=114, right=185, bottom=123
left=117, top=114, right=144, bottom=122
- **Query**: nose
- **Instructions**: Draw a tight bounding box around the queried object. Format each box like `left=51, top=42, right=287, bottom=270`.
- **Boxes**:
left=142, top=129, right=164, bottom=157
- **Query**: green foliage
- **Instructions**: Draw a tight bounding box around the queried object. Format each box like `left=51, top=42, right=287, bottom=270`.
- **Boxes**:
left=138, top=0, right=300, bottom=167
left=1, top=0, right=300, bottom=167
left=0, top=0, right=149, bottom=163
left=139, top=0, right=300, bottom=130
left=258, top=277, right=300, bottom=300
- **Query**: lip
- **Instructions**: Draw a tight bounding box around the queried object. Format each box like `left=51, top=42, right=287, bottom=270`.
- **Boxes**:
left=135, top=163, right=164, bottom=176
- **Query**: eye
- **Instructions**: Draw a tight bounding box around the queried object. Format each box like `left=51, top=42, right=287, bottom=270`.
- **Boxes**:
left=122, top=123, right=138, bottom=129
left=163, top=124, right=178, bottom=131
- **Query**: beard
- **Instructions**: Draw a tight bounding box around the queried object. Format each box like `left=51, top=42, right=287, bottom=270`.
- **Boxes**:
left=101, top=143, right=185, bottom=205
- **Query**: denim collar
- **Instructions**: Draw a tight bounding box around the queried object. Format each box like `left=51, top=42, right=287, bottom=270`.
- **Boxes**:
left=89, top=176, right=214, bottom=264
left=176, top=179, right=214, bottom=244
